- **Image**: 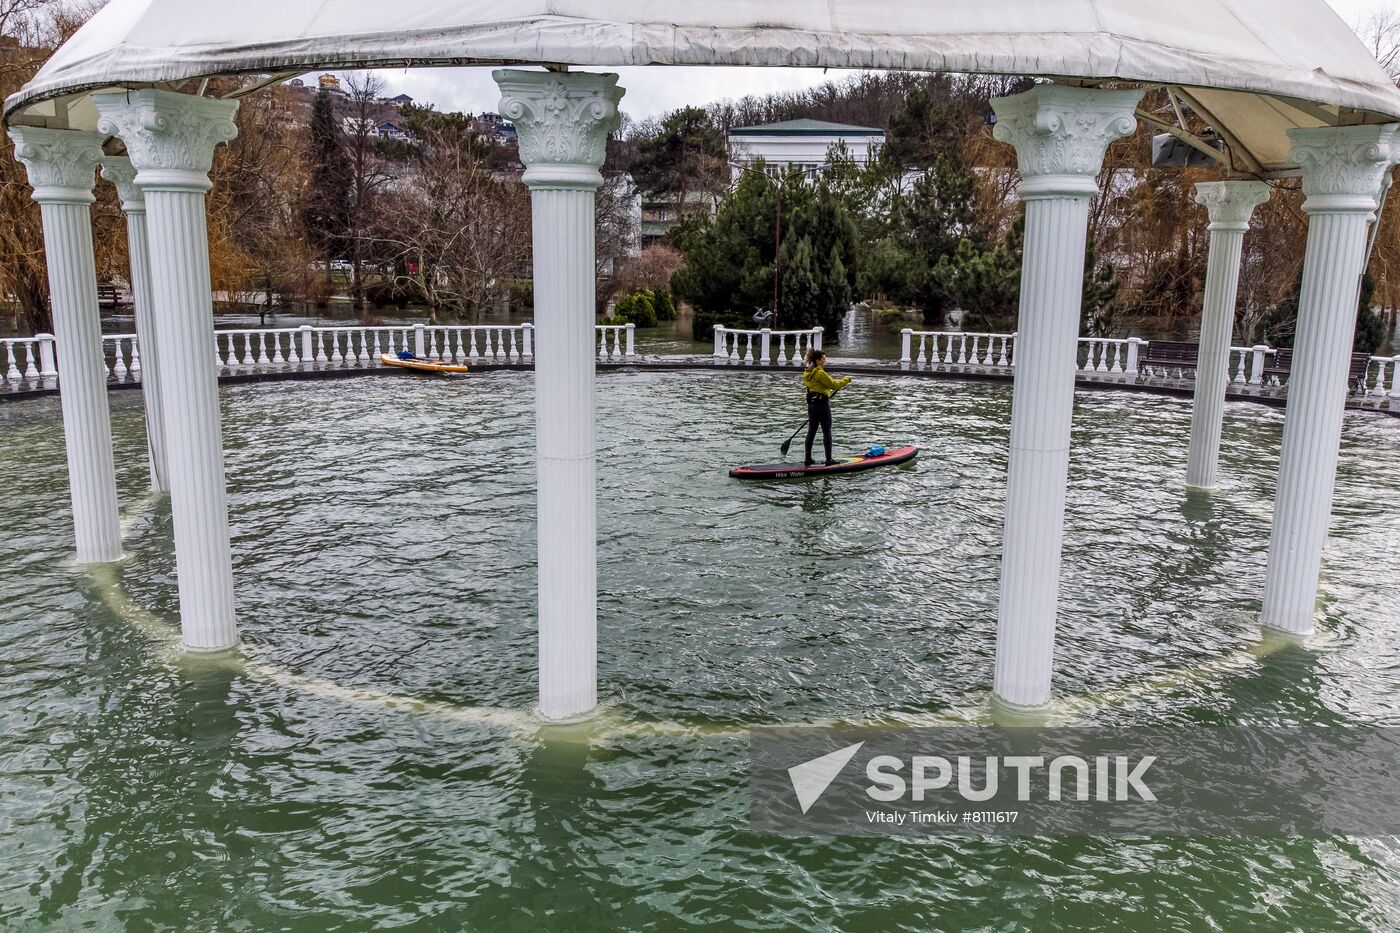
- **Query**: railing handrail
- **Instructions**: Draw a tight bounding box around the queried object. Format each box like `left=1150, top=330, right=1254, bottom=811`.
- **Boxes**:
left=713, top=324, right=823, bottom=337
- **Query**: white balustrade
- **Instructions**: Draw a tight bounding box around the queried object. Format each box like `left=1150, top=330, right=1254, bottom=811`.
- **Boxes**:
left=1364, top=355, right=1400, bottom=398
left=1, top=335, right=57, bottom=388
left=900, top=330, right=1017, bottom=368
left=597, top=324, right=637, bottom=362
left=1077, top=337, right=1131, bottom=374
left=10, top=326, right=1400, bottom=412
left=99, top=334, right=141, bottom=381
left=713, top=325, right=824, bottom=365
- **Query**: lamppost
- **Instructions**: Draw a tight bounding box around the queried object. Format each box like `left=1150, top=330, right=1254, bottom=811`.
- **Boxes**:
left=728, top=160, right=822, bottom=330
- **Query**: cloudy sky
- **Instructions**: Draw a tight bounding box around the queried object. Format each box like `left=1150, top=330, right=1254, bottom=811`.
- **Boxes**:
left=344, top=0, right=1395, bottom=123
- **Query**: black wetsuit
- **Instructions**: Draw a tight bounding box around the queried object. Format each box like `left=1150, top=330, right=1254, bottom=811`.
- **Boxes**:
left=805, top=391, right=833, bottom=465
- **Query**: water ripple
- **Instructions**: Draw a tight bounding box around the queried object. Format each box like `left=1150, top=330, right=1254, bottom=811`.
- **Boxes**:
left=2, top=372, right=1400, bottom=928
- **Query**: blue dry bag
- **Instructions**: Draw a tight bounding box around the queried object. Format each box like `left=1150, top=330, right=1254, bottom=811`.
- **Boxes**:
left=866, top=445, right=886, bottom=457
left=398, top=350, right=416, bottom=360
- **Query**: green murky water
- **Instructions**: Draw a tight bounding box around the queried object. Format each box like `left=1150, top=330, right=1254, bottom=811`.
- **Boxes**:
left=3, top=371, right=1400, bottom=930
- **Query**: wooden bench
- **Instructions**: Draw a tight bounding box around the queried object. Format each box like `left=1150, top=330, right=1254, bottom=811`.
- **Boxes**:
left=1262, top=348, right=1372, bottom=392
left=1143, top=340, right=1199, bottom=375
left=97, top=282, right=123, bottom=310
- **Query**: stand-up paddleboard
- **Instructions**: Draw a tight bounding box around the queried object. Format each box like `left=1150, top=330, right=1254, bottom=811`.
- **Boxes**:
left=380, top=352, right=470, bottom=375
left=729, top=445, right=918, bottom=480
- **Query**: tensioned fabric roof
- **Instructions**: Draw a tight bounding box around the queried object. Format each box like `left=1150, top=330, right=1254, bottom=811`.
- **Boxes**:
left=7, top=0, right=1400, bottom=174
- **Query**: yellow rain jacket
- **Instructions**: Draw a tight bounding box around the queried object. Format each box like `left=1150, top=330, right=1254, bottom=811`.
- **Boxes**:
left=802, top=367, right=851, bottom=398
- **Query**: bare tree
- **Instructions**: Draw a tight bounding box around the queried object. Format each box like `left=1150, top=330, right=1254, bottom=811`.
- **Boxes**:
left=342, top=71, right=397, bottom=312
left=0, top=0, right=105, bottom=333
left=374, top=116, right=530, bottom=322
left=206, top=79, right=311, bottom=322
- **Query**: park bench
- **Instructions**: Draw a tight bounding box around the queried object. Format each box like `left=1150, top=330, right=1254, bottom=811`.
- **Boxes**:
left=1142, top=340, right=1199, bottom=376
left=1262, top=348, right=1372, bottom=393
left=96, top=282, right=123, bottom=310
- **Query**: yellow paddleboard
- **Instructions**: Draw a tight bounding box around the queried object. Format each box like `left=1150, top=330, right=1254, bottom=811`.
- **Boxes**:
left=380, top=353, right=470, bottom=375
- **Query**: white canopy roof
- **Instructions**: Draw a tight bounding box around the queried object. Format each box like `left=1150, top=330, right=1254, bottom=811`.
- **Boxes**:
left=8, top=0, right=1400, bottom=173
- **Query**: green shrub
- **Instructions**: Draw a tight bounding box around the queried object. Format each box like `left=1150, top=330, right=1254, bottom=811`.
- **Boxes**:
left=651, top=289, right=677, bottom=321
left=613, top=289, right=659, bottom=327
left=690, top=307, right=744, bottom=342
left=876, top=306, right=914, bottom=334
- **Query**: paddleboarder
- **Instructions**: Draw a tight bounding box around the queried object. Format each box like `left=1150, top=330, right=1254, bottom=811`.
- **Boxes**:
left=802, top=348, right=851, bottom=467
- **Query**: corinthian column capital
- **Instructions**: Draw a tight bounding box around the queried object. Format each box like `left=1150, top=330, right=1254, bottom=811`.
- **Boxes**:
left=1194, top=180, right=1271, bottom=232
left=99, top=155, right=144, bottom=213
left=493, top=69, right=624, bottom=189
left=991, top=84, right=1143, bottom=199
left=6, top=126, right=104, bottom=204
left=1287, top=124, right=1400, bottom=215
left=92, top=89, right=239, bottom=192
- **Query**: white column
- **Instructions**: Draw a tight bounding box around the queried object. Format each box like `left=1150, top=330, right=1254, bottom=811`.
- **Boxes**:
left=94, top=89, right=241, bottom=651
left=8, top=127, right=123, bottom=564
left=1186, top=181, right=1271, bottom=489
left=496, top=69, right=624, bottom=720
left=1260, top=125, right=1400, bottom=635
left=101, top=156, right=169, bottom=492
left=988, top=85, right=1143, bottom=710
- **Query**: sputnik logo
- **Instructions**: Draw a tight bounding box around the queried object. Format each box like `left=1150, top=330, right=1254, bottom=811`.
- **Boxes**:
left=788, top=742, right=864, bottom=814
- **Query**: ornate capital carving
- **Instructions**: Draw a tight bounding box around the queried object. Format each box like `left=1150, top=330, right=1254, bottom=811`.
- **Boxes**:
left=991, top=85, right=1143, bottom=199
left=99, top=155, right=144, bottom=213
left=1287, top=124, right=1400, bottom=214
left=493, top=69, right=624, bottom=189
left=92, top=89, right=239, bottom=192
left=6, top=126, right=104, bottom=204
left=1194, top=180, right=1271, bottom=232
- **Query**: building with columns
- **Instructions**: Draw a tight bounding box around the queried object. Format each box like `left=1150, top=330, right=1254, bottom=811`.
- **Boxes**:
left=5, top=1, right=1400, bottom=721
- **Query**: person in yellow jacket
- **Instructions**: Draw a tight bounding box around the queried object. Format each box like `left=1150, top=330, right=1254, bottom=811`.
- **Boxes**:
left=801, top=348, right=852, bottom=467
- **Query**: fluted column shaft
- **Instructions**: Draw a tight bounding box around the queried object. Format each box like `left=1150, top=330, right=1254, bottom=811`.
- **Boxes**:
left=988, top=85, right=1142, bottom=710
left=496, top=69, right=625, bottom=720
left=1262, top=125, right=1400, bottom=634
left=532, top=187, right=599, bottom=719
left=103, top=157, right=168, bottom=492
left=1187, top=181, right=1271, bottom=489
left=8, top=127, right=123, bottom=564
left=95, top=89, right=241, bottom=650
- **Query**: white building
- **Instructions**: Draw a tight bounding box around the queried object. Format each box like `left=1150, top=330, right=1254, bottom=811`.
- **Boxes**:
left=727, top=118, right=886, bottom=180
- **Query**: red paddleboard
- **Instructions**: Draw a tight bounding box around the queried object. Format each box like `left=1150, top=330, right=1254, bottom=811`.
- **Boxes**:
left=729, top=445, right=919, bottom=480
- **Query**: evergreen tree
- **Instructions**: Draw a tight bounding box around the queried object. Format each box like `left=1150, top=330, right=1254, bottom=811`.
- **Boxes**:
left=932, top=214, right=1023, bottom=332
left=673, top=162, right=859, bottom=338
left=628, top=106, right=727, bottom=210
left=672, top=164, right=780, bottom=339
left=903, top=153, right=980, bottom=324
left=302, top=90, right=352, bottom=290
left=1081, top=242, right=1122, bottom=337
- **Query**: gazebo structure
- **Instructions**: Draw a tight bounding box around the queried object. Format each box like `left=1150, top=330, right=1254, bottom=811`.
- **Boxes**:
left=6, top=1, right=1400, bottom=720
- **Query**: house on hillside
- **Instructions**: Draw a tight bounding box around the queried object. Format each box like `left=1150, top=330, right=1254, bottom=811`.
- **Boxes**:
left=473, top=112, right=518, bottom=144
left=377, top=121, right=409, bottom=141
left=727, top=118, right=886, bottom=180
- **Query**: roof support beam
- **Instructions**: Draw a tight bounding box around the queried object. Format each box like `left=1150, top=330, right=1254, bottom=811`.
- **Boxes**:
left=1174, top=87, right=1267, bottom=177
left=1136, top=110, right=1227, bottom=164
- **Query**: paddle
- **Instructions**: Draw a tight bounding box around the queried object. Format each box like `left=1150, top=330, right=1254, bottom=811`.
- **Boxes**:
left=779, top=384, right=843, bottom=458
